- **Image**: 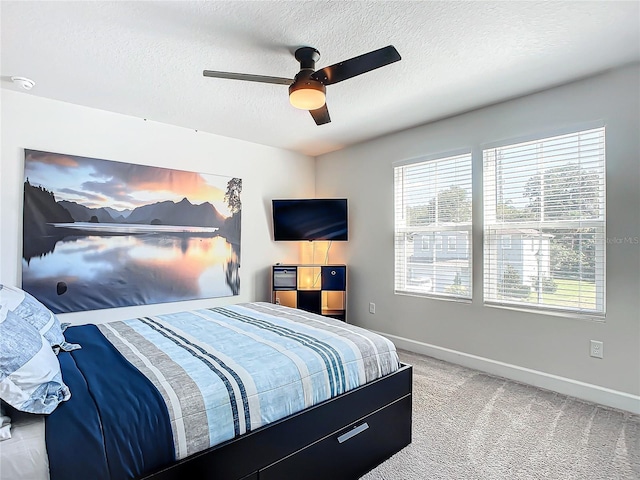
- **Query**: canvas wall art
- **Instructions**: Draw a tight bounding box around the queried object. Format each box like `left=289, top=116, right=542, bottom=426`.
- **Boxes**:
left=22, top=149, right=241, bottom=313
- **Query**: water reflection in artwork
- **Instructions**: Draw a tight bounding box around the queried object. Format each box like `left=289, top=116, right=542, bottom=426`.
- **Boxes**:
left=23, top=234, right=239, bottom=313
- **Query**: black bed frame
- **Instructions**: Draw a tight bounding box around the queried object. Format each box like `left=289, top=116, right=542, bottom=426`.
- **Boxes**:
left=142, top=363, right=412, bottom=480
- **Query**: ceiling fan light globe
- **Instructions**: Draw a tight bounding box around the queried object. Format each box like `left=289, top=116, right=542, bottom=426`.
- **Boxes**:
left=290, top=89, right=326, bottom=110
left=289, top=80, right=326, bottom=110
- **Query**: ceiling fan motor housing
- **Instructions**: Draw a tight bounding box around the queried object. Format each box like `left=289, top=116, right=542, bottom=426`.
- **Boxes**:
left=289, top=47, right=326, bottom=110
left=289, top=72, right=326, bottom=97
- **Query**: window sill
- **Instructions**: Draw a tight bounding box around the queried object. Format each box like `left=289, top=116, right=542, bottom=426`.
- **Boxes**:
left=395, top=290, right=472, bottom=304
left=484, top=302, right=606, bottom=322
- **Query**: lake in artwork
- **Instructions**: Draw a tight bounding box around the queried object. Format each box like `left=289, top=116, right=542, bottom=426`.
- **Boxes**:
left=22, top=149, right=242, bottom=313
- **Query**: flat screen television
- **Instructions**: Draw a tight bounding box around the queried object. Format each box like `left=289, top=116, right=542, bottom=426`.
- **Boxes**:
left=272, top=198, right=348, bottom=241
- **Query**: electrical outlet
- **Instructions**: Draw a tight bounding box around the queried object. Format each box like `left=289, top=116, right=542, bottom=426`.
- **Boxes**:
left=369, top=302, right=376, bottom=314
left=590, top=340, right=603, bottom=359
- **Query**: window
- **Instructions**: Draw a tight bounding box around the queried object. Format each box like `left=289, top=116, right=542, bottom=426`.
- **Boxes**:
left=483, top=127, right=606, bottom=316
left=394, top=152, right=472, bottom=299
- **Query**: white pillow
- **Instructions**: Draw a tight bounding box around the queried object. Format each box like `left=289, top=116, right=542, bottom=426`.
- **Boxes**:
left=0, top=308, right=71, bottom=414
left=0, top=285, right=80, bottom=354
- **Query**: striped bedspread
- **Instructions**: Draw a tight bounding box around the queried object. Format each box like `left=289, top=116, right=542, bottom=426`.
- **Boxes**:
left=97, top=302, right=400, bottom=460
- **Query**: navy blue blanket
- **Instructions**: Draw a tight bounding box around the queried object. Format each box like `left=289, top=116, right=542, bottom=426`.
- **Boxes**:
left=46, top=325, right=175, bottom=480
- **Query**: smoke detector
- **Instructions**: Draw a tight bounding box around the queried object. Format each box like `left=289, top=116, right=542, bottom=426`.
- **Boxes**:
left=11, top=76, right=35, bottom=90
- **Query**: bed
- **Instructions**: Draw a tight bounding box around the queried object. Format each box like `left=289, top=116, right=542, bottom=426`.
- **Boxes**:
left=0, top=298, right=412, bottom=480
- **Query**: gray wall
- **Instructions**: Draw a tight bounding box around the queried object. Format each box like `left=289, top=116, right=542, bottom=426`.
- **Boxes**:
left=315, top=65, right=640, bottom=396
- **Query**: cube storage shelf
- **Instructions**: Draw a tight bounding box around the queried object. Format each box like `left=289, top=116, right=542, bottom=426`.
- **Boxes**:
left=272, top=264, right=347, bottom=321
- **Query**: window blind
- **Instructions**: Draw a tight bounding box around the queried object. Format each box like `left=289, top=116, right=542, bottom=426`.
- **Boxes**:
left=394, top=153, right=472, bottom=300
left=483, top=127, right=606, bottom=316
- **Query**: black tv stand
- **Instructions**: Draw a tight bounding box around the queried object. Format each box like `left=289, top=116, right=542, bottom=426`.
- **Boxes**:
left=272, top=264, right=347, bottom=321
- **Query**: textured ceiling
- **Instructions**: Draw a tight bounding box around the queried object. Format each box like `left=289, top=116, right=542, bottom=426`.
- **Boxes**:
left=1, top=1, right=639, bottom=157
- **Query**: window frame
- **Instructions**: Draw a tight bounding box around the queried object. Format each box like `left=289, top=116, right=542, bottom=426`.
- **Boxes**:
left=394, top=151, right=473, bottom=301
left=482, top=125, right=606, bottom=318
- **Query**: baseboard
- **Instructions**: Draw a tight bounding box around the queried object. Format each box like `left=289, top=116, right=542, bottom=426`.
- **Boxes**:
left=377, top=331, right=640, bottom=415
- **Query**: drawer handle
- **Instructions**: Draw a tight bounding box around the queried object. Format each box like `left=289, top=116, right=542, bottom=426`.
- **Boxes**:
left=337, top=422, right=369, bottom=444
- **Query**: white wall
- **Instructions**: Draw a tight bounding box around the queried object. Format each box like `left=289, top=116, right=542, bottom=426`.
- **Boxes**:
left=1, top=89, right=314, bottom=324
left=316, top=65, right=640, bottom=409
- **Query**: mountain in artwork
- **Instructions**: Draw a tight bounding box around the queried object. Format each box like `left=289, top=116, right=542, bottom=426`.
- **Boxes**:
left=125, top=198, right=226, bottom=227
left=24, top=180, right=226, bottom=229
left=59, top=201, right=118, bottom=223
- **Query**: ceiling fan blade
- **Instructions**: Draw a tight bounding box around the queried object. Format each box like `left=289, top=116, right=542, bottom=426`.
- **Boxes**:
left=203, top=70, right=292, bottom=85
left=310, top=45, right=401, bottom=86
left=309, top=104, right=331, bottom=125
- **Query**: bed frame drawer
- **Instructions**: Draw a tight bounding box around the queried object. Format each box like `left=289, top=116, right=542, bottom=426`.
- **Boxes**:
left=144, top=365, right=412, bottom=480
left=259, top=394, right=412, bottom=480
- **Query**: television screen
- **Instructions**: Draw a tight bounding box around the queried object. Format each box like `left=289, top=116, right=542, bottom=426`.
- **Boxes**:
left=272, top=199, right=348, bottom=241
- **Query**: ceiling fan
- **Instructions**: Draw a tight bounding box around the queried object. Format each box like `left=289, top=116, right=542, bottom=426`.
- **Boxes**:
left=203, top=45, right=401, bottom=125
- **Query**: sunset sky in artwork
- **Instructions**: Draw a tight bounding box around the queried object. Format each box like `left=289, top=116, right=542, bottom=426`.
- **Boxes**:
left=24, top=150, right=234, bottom=217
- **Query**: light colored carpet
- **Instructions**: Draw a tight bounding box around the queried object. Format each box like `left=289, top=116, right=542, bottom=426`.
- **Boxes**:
left=362, top=350, right=640, bottom=480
